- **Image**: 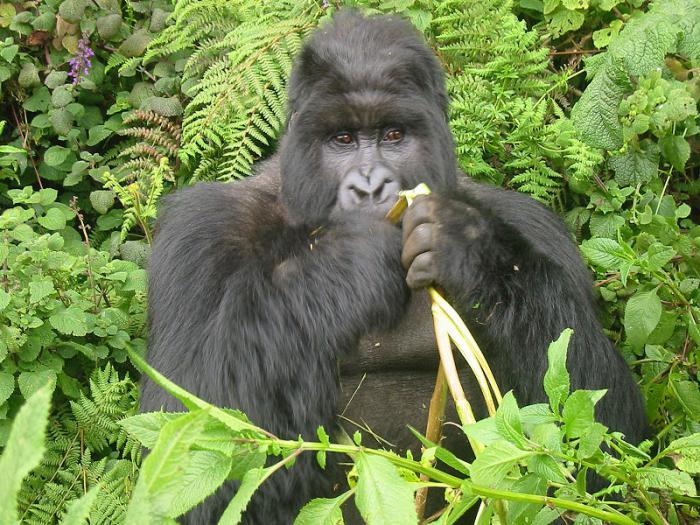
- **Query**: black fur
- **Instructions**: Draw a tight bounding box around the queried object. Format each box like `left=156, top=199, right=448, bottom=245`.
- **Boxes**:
left=140, top=10, right=646, bottom=524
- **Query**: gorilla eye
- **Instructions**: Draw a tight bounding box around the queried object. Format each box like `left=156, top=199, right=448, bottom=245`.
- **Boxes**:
left=333, top=132, right=354, bottom=145
left=383, top=129, right=404, bottom=142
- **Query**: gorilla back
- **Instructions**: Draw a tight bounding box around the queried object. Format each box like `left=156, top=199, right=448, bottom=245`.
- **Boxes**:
left=140, top=10, right=646, bottom=524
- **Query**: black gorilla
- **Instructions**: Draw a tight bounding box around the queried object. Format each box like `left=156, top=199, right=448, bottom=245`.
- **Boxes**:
left=140, top=11, right=646, bottom=524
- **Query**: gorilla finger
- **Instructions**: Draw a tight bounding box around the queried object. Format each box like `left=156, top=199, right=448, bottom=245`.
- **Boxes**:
left=406, top=252, right=436, bottom=289
left=402, top=196, right=435, bottom=244
left=401, top=223, right=433, bottom=270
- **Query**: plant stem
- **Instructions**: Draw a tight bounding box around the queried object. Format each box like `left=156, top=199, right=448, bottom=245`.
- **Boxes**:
left=467, top=483, right=637, bottom=525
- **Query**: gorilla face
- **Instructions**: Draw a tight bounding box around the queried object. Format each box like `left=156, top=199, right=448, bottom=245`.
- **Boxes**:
left=279, top=11, right=458, bottom=225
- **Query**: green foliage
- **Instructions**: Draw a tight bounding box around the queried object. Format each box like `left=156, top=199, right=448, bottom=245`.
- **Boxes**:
left=0, top=0, right=698, bottom=522
left=0, top=384, right=53, bottom=525
left=117, top=335, right=699, bottom=524
left=146, top=2, right=323, bottom=181
left=17, top=366, right=137, bottom=525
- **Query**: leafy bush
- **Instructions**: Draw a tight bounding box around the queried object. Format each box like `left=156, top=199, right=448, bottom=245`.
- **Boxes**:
left=0, top=0, right=698, bottom=523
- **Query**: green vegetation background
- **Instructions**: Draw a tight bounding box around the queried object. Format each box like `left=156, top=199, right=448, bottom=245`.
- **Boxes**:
left=0, top=0, right=698, bottom=523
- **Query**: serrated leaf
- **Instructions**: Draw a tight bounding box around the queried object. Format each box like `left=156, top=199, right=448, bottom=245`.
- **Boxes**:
left=470, top=440, right=534, bottom=486
left=562, top=390, right=606, bottom=439
left=49, top=306, right=88, bottom=336
left=624, top=289, right=662, bottom=350
left=589, top=213, right=625, bottom=239
left=637, top=467, right=697, bottom=496
left=29, top=280, right=55, bottom=303
left=217, top=466, right=269, bottom=524
left=609, top=145, right=660, bottom=187
left=572, top=56, right=630, bottom=150
left=543, top=329, right=572, bottom=412
left=125, top=411, right=209, bottom=520
left=495, top=392, right=525, bottom=446
left=170, top=450, right=232, bottom=517
left=294, top=495, right=347, bottom=525
left=0, top=384, right=52, bottom=524
left=90, top=190, right=116, bottom=214
left=355, top=453, right=417, bottom=525
left=120, top=412, right=183, bottom=448
left=87, top=125, right=113, bottom=146
left=548, top=7, right=585, bottom=36
left=23, top=86, right=51, bottom=112
left=665, top=434, right=700, bottom=474
left=580, top=238, right=628, bottom=270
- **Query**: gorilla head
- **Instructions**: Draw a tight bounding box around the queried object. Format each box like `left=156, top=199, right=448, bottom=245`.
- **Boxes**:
left=279, top=11, right=458, bottom=224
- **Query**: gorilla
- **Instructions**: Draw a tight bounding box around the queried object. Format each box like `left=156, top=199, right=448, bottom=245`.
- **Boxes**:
left=140, top=10, right=646, bottom=524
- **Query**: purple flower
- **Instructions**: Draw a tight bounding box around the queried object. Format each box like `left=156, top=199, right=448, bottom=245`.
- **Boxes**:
left=68, top=36, right=95, bottom=85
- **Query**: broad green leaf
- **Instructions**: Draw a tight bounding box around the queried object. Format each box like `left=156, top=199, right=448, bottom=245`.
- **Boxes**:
left=543, top=329, right=572, bottom=412
left=673, top=381, right=700, bottom=419
left=532, top=507, right=562, bottom=525
left=125, top=410, right=209, bottom=521
left=609, top=145, right=660, bottom=187
left=580, top=238, right=628, bottom=270
left=120, top=412, right=184, bottom=448
left=294, top=494, right=348, bottom=525
left=0, top=289, right=9, bottom=311
left=50, top=306, right=89, bottom=336
left=527, top=454, right=567, bottom=484
left=62, top=486, right=99, bottom=525
left=43, top=145, right=72, bottom=167
left=38, top=208, right=67, bottom=230
left=589, top=213, right=625, bottom=239
left=170, top=450, right=232, bottom=517
left=624, top=290, right=662, bottom=350
left=355, top=453, right=417, bottom=525
left=0, top=384, right=53, bottom=524
left=506, top=474, right=548, bottom=524
left=562, top=390, right=606, bottom=439
left=547, top=7, right=585, bottom=36
left=87, top=125, right=113, bottom=146
left=609, top=18, right=680, bottom=77
left=23, top=86, right=51, bottom=112
left=18, top=370, right=57, bottom=399
left=572, top=56, right=630, bottom=150
left=494, top=391, right=525, bottom=446
left=470, top=440, right=534, bottom=486
left=29, top=280, right=55, bottom=303
left=659, top=135, right=691, bottom=172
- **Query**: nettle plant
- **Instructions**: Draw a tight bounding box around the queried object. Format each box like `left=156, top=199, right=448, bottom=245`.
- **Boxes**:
left=3, top=332, right=696, bottom=525
left=0, top=186, right=147, bottom=384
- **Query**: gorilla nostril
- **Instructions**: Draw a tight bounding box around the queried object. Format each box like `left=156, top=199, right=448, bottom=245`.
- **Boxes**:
left=349, top=185, right=369, bottom=202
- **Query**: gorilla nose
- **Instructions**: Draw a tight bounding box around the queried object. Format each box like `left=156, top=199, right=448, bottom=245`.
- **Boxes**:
left=340, top=169, right=401, bottom=211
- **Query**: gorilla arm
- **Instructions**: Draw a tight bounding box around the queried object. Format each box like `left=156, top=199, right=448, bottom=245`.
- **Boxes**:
left=141, top=177, right=408, bottom=435
left=400, top=181, right=646, bottom=442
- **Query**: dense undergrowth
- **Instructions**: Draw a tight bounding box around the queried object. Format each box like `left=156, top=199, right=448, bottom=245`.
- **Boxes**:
left=0, top=0, right=698, bottom=523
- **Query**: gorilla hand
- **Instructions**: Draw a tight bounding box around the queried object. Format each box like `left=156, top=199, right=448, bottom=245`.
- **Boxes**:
left=401, top=194, right=490, bottom=291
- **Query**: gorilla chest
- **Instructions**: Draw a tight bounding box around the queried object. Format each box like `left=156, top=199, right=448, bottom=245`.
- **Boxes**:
left=337, top=292, right=444, bottom=451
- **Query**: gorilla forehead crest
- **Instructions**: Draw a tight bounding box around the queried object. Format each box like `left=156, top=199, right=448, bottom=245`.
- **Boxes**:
left=287, top=11, right=449, bottom=118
